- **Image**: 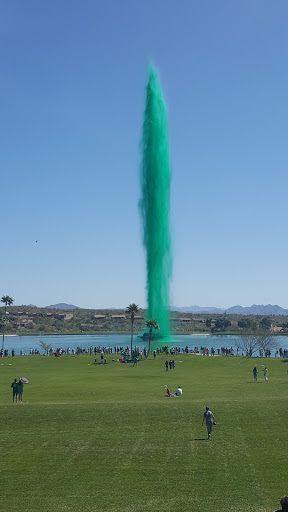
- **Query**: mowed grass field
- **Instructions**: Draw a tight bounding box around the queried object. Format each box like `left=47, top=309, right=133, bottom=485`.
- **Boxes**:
left=0, top=352, right=287, bottom=512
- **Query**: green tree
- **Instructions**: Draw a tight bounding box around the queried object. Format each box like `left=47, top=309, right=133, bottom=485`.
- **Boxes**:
left=212, top=317, right=231, bottom=332
left=39, top=340, right=51, bottom=355
left=1, top=295, right=14, bottom=353
left=260, top=317, right=271, bottom=330
left=126, top=304, right=140, bottom=359
left=146, top=319, right=160, bottom=358
left=205, top=318, right=212, bottom=328
left=238, top=318, right=257, bottom=331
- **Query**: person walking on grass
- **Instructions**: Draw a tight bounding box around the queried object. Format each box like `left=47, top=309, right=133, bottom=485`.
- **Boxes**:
left=11, top=379, right=18, bottom=403
left=202, top=406, right=215, bottom=440
left=253, top=366, right=258, bottom=382
left=263, top=366, right=268, bottom=382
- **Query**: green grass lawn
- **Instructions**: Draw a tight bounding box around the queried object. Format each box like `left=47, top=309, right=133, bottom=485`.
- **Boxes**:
left=0, top=353, right=287, bottom=512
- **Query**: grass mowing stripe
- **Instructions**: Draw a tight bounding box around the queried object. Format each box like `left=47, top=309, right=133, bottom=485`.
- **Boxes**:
left=0, top=353, right=287, bottom=511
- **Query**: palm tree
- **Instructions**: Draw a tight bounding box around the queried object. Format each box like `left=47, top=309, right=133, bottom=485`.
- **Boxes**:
left=126, top=304, right=139, bottom=359
left=1, top=295, right=14, bottom=353
left=146, top=319, right=160, bottom=359
left=39, top=340, right=51, bottom=355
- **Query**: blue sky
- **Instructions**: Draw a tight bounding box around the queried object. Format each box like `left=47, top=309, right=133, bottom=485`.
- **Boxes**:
left=1, top=0, right=288, bottom=309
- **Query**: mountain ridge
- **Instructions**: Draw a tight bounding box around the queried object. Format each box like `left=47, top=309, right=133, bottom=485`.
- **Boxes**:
left=16, top=303, right=288, bottom=315
left=45, top=303, right=79, bottom=310
left=171, top=304, right=288, bottom=315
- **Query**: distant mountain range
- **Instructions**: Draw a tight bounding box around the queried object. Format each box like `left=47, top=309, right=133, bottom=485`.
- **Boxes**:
left=45, top=303, right=79, bottom=310
left=171, top=304, right=288, bottom=316
left=172, top=305, right=224, bottom=314
left=22, top=303, right=288, bottom=315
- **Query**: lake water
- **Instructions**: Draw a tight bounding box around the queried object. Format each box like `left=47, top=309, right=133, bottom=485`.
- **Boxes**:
left=3, top=333, right=288, bottom=355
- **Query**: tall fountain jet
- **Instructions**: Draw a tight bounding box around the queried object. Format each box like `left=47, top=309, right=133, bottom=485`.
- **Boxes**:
left=139, top=66, right=172, bottom=339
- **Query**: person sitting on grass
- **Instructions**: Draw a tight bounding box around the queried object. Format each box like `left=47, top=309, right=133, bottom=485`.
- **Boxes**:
left=274, top=496, right=288, bottom=512
left=164, top=386, right=177, bottom=397
left=164, top=385, right=171, bottom=397
left=176, top=386, right=183, bottom=396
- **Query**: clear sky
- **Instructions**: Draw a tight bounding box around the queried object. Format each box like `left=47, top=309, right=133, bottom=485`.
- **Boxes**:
left=1, top=0, right=288, bottom=309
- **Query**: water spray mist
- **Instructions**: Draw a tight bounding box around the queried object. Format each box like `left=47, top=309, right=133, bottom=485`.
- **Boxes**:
left=139, top=66, right=172, bottom=338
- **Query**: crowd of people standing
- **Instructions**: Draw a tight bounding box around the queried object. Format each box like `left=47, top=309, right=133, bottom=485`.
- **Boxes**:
left=1, top=344, right=288, bottom=358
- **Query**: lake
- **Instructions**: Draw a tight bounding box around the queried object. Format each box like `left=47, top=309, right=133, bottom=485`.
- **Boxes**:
left=3, top=333, right=288, bottom=355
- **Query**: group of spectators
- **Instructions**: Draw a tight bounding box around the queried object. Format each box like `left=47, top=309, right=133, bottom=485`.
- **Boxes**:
left=275, top=348, right=288, bottom=357
left=2, top=344, right=288, bottom=358
left=165, top=360, right=176, bottom=370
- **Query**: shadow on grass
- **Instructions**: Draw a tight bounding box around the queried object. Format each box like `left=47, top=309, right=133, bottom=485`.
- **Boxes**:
left=246, top=381, right=266, bottom=384
left=189, top=438, right=207, bottom=442
left=246, top=381, right=270, bottom=384
left=280, top=359, right=288, bottom=363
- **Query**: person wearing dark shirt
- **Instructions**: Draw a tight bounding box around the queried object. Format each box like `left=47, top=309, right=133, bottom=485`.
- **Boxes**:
left=11, top=379, right=18, bottom=403
left=253, top=366, right=258, bottom=382
left=17, top=378, right=24, bottom=402
left=274, top=496, right=288, bottom=512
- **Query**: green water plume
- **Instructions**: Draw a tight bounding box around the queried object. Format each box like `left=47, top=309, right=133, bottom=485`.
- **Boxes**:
left=139, top=66, right=172, bottom=338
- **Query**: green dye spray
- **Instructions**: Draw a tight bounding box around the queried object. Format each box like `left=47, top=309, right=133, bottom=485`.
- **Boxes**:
left=139, top=66, right=172, bottom=338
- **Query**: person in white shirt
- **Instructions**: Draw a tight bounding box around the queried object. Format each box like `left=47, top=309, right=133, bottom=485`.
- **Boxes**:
left=176, top=386, right=183, bottom=396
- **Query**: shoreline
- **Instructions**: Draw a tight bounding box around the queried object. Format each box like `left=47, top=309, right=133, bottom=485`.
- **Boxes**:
left=6, top=331, right=288, bottom=337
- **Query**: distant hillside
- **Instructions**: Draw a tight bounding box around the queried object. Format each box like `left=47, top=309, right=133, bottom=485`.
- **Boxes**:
left=45, top=303, right=79, bottom=310
left=172, top=304, right=288, bottom=316
left=5, top=305, right=288, bottom=336
left=226, top=304, right=288, bottom=315
left=18, top=302, right=288, bottom=315
left=172, top=305, right=224, bottom=314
